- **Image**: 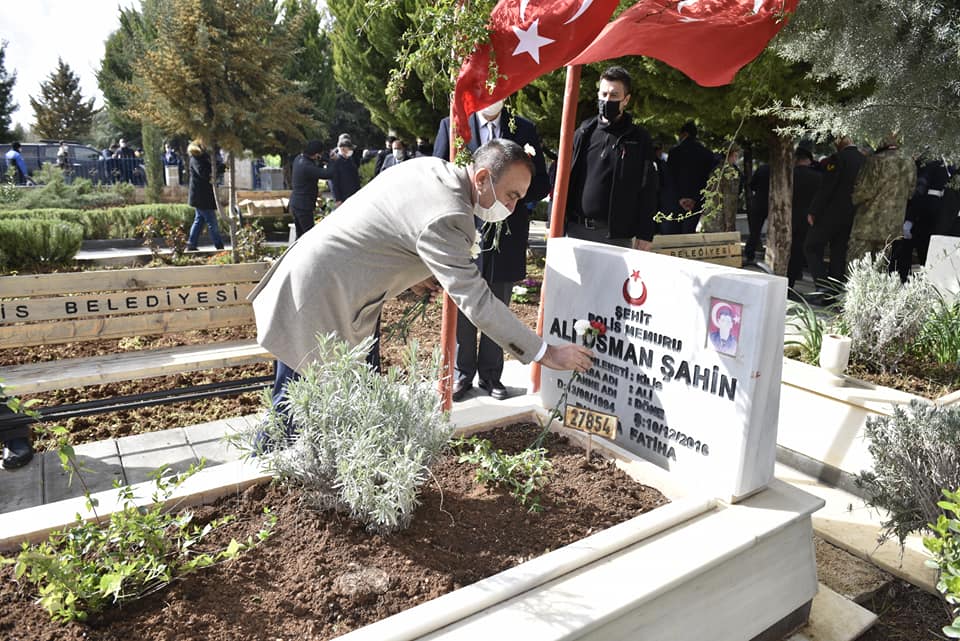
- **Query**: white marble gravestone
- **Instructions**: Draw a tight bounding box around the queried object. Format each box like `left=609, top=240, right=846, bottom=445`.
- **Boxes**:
left=541, top=238, right=787, bottom=502
left=926, top=235, right=960, bottom=305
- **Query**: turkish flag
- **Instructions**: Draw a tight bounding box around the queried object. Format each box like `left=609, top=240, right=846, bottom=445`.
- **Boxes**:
left=454, top=0, right=620, bottom=144
left=570, top=0, right=800, bottom=86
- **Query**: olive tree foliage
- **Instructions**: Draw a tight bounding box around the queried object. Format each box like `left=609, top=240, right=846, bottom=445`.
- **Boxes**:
left=127, top=0, right=314, bottom=257
left=772, top=0, right=960, bottom=157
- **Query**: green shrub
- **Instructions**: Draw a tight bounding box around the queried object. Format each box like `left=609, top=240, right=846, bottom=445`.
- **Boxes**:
left=0, top=218, right=83, bottom=272
left=857, top=400, right=960, bottom=545
left=10, top=166, right=131, bottom=211
left=924, top=487, right=960, bottom=638
left=254, top=334, right=455, bottom=533
left=838, top=253, right=936, bottom=371
left=0, top=205, right=193, bottom=240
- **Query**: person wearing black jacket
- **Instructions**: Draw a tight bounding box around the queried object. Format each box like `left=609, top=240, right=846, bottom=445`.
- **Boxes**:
left=566, top=66, right=658, bottom=249
left=803, top=136, right=865, bottom=294
left=289, top=139, right=334, bottom=238
left=664, top=121, right=716, bottom=234
left=434, top=101, right=550, bottom=401
left=787, top=147, right=823, bottom=290
left=186, top=139, right=226, bottom=251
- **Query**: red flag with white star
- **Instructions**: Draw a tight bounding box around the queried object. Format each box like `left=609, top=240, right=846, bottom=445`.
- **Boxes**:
left=453, top=0, right=620, bottom=144
left=569, top=0, right=799, bottom=86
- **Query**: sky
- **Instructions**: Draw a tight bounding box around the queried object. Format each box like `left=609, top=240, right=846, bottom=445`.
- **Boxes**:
left=1, top=1, right=327, bottom=132
left=2, top=1, right=139, bottom=130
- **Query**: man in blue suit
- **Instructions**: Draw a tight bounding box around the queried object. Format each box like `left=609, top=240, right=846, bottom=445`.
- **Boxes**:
left=434, top=100, right=550, bottom=401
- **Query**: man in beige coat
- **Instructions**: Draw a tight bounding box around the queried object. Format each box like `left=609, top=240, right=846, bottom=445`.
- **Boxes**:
left=250, top=139, right=592, bottom=433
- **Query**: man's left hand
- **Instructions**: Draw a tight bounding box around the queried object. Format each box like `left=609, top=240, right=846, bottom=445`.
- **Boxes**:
left=633, top=238, right=652, bottom=251
left=410, top=277, right=441, bottom=302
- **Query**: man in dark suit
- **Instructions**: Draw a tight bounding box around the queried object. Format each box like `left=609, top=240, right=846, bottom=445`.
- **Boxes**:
left=803, top=135, right=865, bottom=299
left=664, top=121, right=716, bottom=234
left=434, top=100, right=550, bottom=401
left=787, top=146, right=823, bottom=291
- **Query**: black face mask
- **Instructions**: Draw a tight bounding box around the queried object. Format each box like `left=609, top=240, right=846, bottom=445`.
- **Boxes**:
left=598, top=99, right=621, bottom=122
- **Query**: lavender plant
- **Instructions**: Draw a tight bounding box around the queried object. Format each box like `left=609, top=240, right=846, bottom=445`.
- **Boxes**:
left=838, top=252, right=936, bottom=371
left=259, top=333, right=455, bottom=533
left=857, top=400, right=960, bottom=546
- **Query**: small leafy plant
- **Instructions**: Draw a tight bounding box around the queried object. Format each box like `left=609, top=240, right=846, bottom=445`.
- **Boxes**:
left=784, top=297, right=826, bottom=364
left=923, top=487, right=960, bottom=638
left=4, top=463, right=276, bottom=622
left=452, top=436, right=552, bottom=512
left=1, top=389, right=275, bottom=622
left=136, top=215, right=188, bottom=263
left=914, top=295, right=960, bottom=366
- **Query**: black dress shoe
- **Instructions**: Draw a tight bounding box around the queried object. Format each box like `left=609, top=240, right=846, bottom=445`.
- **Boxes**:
left=479, top=379, right=509, bottom=401
left=2, top=437, right=34, bottom=470
left=452, top=379, right=473, bottom=402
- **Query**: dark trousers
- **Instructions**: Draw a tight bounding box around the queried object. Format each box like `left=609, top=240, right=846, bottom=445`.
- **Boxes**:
left=745, top=206, right=768, bottom=262
left=804, top=220, right=852, bottom=287
left=455, top=280, right=512, bottom=384
left=291, top=207, right=315, bottom=239
left=787, top=218, right=808, bottom=287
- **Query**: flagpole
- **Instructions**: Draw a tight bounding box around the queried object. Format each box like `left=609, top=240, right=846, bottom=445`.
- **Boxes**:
left=531, top=63, right=581, bottom=393
left=439, top=101, right=458, bottom=411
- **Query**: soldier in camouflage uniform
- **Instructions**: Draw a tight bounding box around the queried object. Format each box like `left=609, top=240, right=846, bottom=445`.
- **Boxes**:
left=849, top=134, right=916, bottom=262
left=700, top=145, right=741, bottom=233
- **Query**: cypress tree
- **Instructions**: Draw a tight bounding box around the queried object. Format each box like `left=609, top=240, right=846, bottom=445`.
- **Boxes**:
left=30, top=59, right=97, bottom=141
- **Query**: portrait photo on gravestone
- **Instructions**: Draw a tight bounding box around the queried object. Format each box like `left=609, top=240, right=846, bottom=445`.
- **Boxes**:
left=541, top=238, right=786, bottom=502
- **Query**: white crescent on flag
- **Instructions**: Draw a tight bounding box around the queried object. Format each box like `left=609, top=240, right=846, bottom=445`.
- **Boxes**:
left=564, top=0, right=595, bottom=24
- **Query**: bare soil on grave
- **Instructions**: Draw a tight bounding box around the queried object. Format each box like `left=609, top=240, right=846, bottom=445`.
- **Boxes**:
left=0, top=423, right=670, bottom=641
left=1, top=253, right=953, bottom=638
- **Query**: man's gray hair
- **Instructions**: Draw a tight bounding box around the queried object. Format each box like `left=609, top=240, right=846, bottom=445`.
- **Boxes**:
left=472, top=138, right=535, bottom=183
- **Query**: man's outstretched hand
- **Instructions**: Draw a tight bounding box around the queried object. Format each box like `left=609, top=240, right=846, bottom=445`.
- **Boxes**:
left=410, top=277, right=441, bottom=303
left=540, top=343, right=593, bottom=373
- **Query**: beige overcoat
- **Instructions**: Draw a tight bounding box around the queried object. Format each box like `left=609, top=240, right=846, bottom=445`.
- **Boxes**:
left=249, top=157, right=543, bottom=373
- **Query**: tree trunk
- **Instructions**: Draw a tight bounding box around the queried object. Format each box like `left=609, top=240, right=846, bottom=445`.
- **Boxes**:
left=766, top=133, right=794, bottom=276
left=142, top=124, right=164, bottom=203
left=743, top=142, right=753, bottom=222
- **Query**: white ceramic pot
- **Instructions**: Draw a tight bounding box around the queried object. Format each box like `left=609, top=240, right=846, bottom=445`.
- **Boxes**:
left=818, top=334, right=852, bottom=377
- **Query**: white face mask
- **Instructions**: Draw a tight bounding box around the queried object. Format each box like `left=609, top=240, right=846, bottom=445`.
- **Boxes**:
left=473, top=174, right=512, bottom=223
left=480, top=99, right=505, bottom=120
left=392, top=149, right=404, bottom=161
left=340, top=148, right=353, bottom=158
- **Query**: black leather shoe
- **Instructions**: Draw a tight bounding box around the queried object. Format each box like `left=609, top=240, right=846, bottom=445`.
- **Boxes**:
left=479, top=379, right=509, bottom=401
left=452, top=379, right=473, bottom=402
left=2, top=437, right=34, bottom=470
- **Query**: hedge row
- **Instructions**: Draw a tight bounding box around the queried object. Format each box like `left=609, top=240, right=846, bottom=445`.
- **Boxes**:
left=0, top=204, right=195, bottom=240
left=0, top=219, right=84, bottom=272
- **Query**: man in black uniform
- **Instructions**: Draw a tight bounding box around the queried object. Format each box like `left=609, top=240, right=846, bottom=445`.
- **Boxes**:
left=664, top=121, right=716, bottom=234
left=566, top=66, right=658, bottom=249
left=803, top=135, right=865, bottom=298
left=904, top=158, right=950, bottom=279
left=787, top=146, right=823, bottom=291
left=289, top=139, right=334, bottom=238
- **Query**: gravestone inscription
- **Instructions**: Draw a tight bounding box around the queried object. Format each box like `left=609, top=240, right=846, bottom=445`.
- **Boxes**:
left=541, top=238, right=787, bottom=501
